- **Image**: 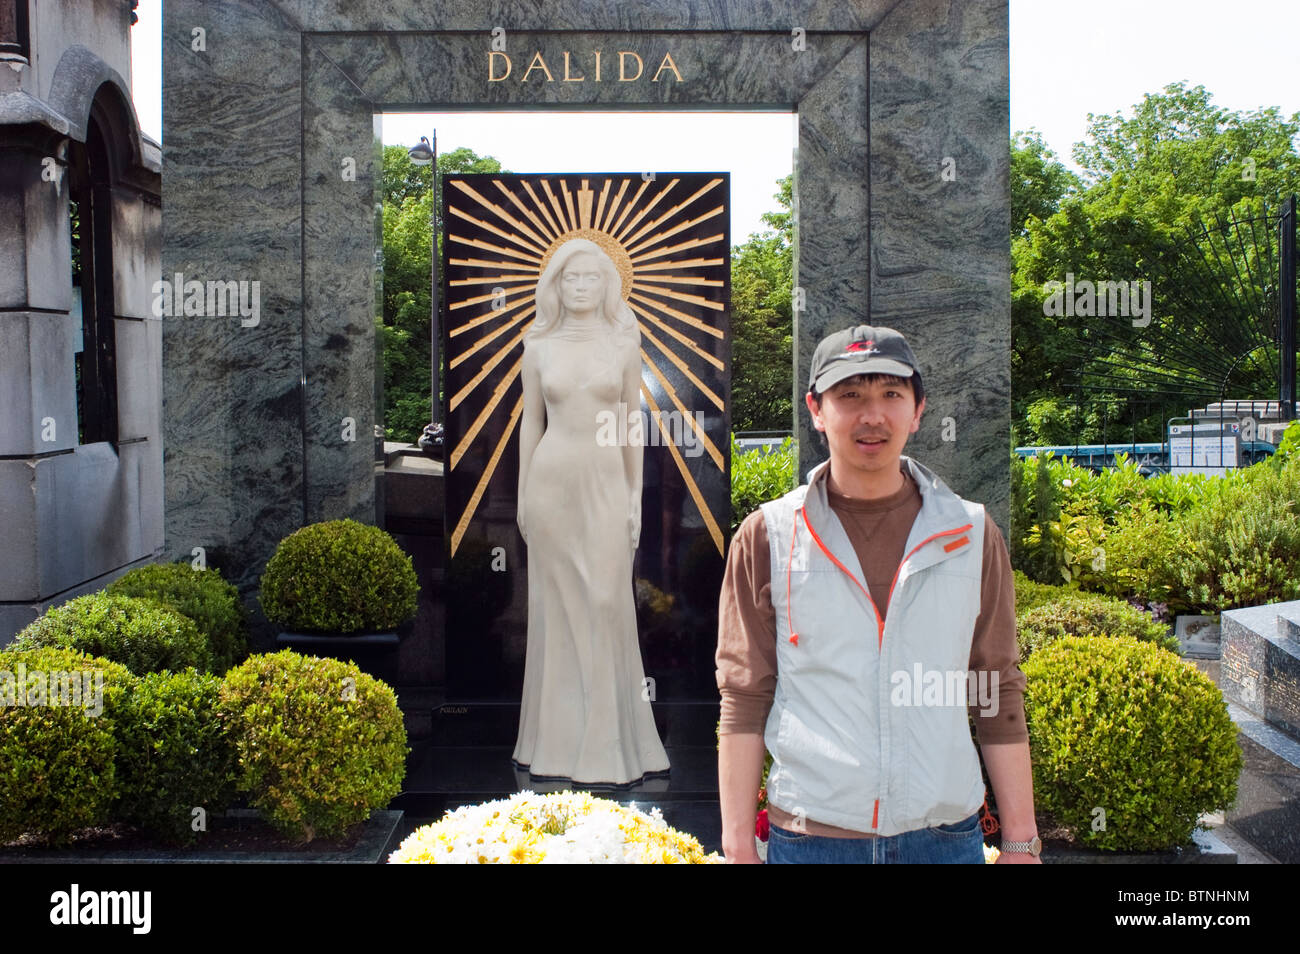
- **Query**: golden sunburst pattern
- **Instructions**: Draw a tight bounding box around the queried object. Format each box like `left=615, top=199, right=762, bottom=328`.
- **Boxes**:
left=443, top=173, right=731, bottom=560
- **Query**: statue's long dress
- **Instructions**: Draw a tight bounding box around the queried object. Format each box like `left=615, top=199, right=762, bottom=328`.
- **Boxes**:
left=512, top=327, right=670, bottom=784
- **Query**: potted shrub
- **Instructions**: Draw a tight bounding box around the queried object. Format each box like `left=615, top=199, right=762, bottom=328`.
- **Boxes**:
left=260, top=519, right=419, bottom=678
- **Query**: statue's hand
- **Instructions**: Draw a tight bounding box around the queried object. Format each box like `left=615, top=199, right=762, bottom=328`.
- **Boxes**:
left=629, top=508, right=641, bottom=551
left=517, top=500, right=528, bottom=543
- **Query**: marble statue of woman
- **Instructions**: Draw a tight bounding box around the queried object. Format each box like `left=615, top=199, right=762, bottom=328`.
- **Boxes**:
left=512, top=237, right=670, bottom=785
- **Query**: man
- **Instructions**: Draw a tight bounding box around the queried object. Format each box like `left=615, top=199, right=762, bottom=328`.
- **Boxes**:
left=716, top=325, right=1041, bottom=864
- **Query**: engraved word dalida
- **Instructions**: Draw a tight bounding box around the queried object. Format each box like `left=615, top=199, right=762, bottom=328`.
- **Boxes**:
left=489, top=50, right=684, bottom=83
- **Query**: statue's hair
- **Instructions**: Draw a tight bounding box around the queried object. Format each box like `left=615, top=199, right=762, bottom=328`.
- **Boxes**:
left=527, top=238, right=638, bottom=342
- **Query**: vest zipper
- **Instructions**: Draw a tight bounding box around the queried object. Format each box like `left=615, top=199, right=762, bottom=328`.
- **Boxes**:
left=884, top=523, right=975, bottom=646
left=800, top=509, right=973, bottom=648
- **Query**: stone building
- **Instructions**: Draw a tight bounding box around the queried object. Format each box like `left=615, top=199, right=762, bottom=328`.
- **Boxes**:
left=0, top=0, right=161, bottom=642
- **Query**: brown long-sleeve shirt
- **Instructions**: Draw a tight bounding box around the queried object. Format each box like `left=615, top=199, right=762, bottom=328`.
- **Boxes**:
left=716, top=465, right=1026, bottom=838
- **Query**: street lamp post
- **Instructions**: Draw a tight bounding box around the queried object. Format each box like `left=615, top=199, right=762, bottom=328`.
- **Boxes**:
left=407, top=135, right=441, bottom=426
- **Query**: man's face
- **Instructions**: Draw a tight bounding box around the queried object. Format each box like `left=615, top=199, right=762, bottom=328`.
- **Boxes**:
left=805, top=374, right=925, bottom=482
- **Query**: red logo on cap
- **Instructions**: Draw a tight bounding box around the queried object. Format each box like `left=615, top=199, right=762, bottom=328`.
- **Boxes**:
left=846, top=339, right=875, bottom=352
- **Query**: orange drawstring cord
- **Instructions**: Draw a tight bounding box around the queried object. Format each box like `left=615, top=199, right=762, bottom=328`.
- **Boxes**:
left=979, top=792, right=999, bottom=836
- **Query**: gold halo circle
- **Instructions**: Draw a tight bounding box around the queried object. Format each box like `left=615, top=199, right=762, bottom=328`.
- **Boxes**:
left=537, top=229, right=634, bottom=301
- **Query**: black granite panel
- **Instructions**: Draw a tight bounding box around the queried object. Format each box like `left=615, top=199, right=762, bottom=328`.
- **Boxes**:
left=443, top=172, right=729, bottom=700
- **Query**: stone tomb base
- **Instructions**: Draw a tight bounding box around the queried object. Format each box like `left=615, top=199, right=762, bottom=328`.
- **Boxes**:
left=1220, top=601, right=1300, bottom=863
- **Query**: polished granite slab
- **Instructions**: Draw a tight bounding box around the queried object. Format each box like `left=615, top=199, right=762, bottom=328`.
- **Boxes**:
left=389, top=742, right=724, bottom=854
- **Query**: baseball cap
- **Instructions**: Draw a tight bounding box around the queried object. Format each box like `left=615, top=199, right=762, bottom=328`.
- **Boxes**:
left=808, top=325, right=921, bottom=393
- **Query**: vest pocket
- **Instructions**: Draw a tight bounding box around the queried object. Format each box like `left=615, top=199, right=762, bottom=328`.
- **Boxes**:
left=772, top=700, right=877, bottom=825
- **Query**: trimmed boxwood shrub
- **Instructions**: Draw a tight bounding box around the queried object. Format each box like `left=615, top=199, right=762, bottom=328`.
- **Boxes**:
left=260, top=519, right=419, bottom=634
left=7, top=593, right=213, bottom=675
left=1023, top=636, right=1242, bottom=852
left=218, top=651, right=407, bottom=842
left=1017, top=592, right=1178, bottom=661
left=115, top=670, right=238, bottom=845
left=0, top=648, right=135, bottom=845
left=106, top=563, right=248, bottom=673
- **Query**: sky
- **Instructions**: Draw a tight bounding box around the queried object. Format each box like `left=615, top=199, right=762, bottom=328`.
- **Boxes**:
left=127, top=0, right=1300, bottom=240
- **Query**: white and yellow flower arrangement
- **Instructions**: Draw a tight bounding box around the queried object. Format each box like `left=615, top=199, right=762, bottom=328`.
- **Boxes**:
left=388, top=790, right=722, bottom=864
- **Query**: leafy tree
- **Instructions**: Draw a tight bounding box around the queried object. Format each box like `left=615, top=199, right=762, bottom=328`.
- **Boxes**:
left=380, top=145, right=506, bottom=441
left=1012, top=84, right=1300, bottom=447
left=1010, top=133, right=1082, bottom=445
left=730, top=175, right=794, bottom=432
left=1011, top=130, right=1081, bottom=239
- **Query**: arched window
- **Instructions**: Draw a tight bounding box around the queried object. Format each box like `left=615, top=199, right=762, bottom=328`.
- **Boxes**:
left=0, top=1, right=30, bottom=64
left=67, top=99, right=122, bottom=446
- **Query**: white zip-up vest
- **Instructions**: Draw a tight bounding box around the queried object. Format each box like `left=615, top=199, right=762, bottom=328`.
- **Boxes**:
left=760, top=456, right=987, bottom=836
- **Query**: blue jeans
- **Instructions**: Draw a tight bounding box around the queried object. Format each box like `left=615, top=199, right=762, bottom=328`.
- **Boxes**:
left=767, top=812, right=985, bottom=864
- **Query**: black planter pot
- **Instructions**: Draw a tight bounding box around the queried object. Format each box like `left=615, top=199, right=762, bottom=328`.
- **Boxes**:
left=276, top=631, right=401, bottom=685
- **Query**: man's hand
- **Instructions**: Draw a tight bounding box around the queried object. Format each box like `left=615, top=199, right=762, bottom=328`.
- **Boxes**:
left=724, top=840, right=762, bottom=864
left=718, top=733, right=766, bottom=864
left=982, top=741, right=1042, bottom=866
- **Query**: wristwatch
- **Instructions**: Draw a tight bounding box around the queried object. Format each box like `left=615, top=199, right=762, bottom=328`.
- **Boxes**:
left=1000, top=835, right=1042, bottom=856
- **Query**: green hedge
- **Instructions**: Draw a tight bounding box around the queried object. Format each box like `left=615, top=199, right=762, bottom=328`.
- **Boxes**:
left=106, top=564, right=248, bottom=673
left=1017, top=592, right=1177, bottom=661
left=115, top=670, right=238, bottom=845
left=731, top=436, right=796, bottom=531
left=1012, top=570, right=1071, bottom=615
left=1167, top=461, right=1300, bottom=613
left=1012, top=450, right=1300, bottom=615
left=7, top=593, right=213, bottom=675
left=0, top=649, right=135, bottom=846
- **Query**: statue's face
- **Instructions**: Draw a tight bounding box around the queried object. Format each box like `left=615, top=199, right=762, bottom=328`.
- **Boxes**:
left=558, top=253, right=605, bottom=315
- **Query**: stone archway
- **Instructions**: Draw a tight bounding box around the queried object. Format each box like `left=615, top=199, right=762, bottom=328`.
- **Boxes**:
left=161, top=0, right=1009, bottom=593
